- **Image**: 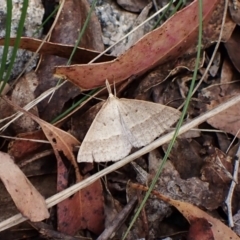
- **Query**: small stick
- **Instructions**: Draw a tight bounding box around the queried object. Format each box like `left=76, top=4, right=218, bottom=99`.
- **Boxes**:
left=97, top=196, right=137, bottom=240
left=1, top=94, right=240, bottom=231
left=225, top=145, right=240, bottom=227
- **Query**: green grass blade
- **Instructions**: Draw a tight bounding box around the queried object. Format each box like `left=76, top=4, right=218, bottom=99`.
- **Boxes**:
left=153, top=0, right=174, bottom=29
left=169, top=0, right=186, bottom=17
left=0, top=0, right=28, bottom=94
left=122, top=0, right=203, bottom=238
left=67, top=0, right=98, bottom=65
left=0, top=0, right=12, bottom=93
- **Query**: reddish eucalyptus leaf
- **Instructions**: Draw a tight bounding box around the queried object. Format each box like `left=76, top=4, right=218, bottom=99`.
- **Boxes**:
left=187, top=218, right=214, bottom=240
left=0, top=152, right=49, bottom=222
left=0, top=38, right=114, bottom=63
left=57, top=156, right=104, bottom=235
left=8, top=130, right=46, bottom=160
left=55, top=0, right=220, bottom=90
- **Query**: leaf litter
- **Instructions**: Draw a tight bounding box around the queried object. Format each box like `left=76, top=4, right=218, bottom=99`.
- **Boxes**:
left=129, top=181, right=240, bottom=240
left=34, top=0, right=104, bottom=122
left=2, top=89, right=105, bottom=236
left=1, top=0, right=240, bottom=239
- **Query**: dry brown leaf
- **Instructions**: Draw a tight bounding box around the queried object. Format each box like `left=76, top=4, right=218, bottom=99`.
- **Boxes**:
left=162, top=138, right=203, bottom=179
left=219, top=59, right=234, bottom=96
left=130, top=183, right=240, bottom=240
left=8, top=130, right=47, bottom=160
left=200, top=0, right=235, bottom=45
left=0, top=71, right=39, bottom=136
left=187, top=218, right=214, bottom=240
left=229, top=1, right=240, bottom=25
left=225, top=27, right=240, bottom=72
left=37, top=121, right=79, bottom=171
left=2, top=97, right=80, bottom=178
left=56, top=149, right=104, bottom=235
left=11, top=71, right=39, bottom=133
left=0, top=152, right=49, bottom=222
left=201, top=147, right=233, bottom=184
left=55, top=0, right=220, bottom=90
left=170, top=199, right=239, bottom=240
left=0, top=37, right=114, bottom=63
left=206, top=95, right=240, bottom=137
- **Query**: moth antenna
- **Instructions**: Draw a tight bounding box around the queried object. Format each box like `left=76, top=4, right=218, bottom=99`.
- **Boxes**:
left=105, top=79, right=112, bottom=95
left=114, top=81, right=116, bottom=96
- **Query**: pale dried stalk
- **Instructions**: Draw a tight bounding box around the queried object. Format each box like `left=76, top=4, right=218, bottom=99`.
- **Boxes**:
left=225, top=145, right=240, bottom=227
left=178, top=0, right=229, bottom=111
left=1, top=93, right=240, bottom=231
left=0, top=82, right=66, bottom=131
